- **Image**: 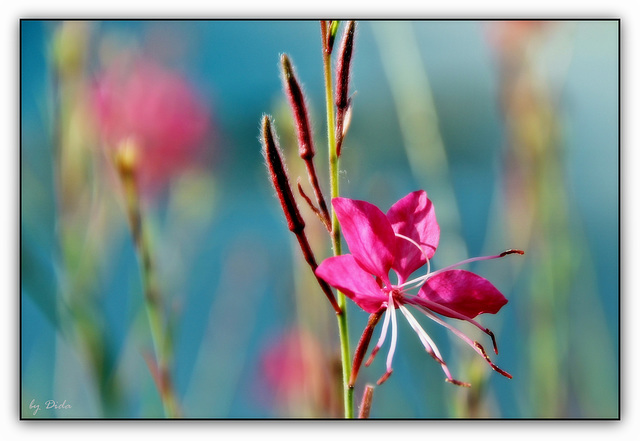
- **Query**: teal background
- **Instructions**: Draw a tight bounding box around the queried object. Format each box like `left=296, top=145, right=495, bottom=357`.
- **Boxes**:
left=21, top=20, right=619, bottom=418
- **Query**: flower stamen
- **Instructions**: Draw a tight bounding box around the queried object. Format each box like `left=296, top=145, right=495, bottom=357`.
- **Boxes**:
left=473, top=342, right=513, bottom=379
left=417, top=305, right=512, bottom=379
left=407, top=294, right=500, bottom=354
left=398, top=305, right=443, bottom=363
left=314, top=191, right=518, bottom=390
left=366, top=300, right=391, bottom=367
left=398, top=304, right=469, bottom=387
left=381, top=291, right=399, bottom=384
left=410, top=249, right=525, bottom=286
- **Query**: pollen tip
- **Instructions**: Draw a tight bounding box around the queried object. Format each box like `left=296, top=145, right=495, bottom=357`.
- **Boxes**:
left=365, top=346, right=380, bottom=367
left=281, top=53, right=292, bottom=76
left=474, top=341, right=512, bottom=379
left=376, top=370, right=392, bottom=385
left=445, top=378, right=471, bottom=388
left=499, top=249, right=525, bottom=257
left=485, top=329, right=499, bottom=354
left=426, top=350, right=446, bottom=366
left=491, top=364, right=513, bottom=379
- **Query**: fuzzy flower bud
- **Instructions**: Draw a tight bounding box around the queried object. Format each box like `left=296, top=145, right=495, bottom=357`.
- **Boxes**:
left=335, top=21, right=356, bottom=156
left=335, top=21, right=355, bottom=111
left=261, top=115, right=305, bottom=234
left=281, top=54, right=315, bottom=160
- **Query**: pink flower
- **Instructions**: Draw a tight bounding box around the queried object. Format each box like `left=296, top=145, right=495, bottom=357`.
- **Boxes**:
left=485, top=21, right=549, bottom=55
left=260, top=328, right=339, bottom=416
left=315, top=190, right=523, bottom=386
left=93, top=59, right=210, bottom=193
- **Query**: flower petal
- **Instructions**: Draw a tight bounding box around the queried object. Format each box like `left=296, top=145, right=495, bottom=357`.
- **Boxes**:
left=417, top=270, right=507, bottom=319
left=386, top=190, right=440, bottom=283
left=333, top=197, right=396, bottom=281
left=315, top=254, right=388, bottom=313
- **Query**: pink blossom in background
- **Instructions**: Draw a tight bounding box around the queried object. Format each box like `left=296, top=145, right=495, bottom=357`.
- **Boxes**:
left=260, top=328, right=337, bottom=416
left=485, top=20, right=549, bottom=55
left=316, top=191, right=522, bottom=386
left=93, top=59, right=211, bottom=193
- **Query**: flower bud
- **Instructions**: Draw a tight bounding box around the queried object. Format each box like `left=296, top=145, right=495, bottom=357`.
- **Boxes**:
left=281, top=54, right=315, bottom=160
left=335, top=21, right=355, bottom=111
left=261, top=115, right=305, bottom=234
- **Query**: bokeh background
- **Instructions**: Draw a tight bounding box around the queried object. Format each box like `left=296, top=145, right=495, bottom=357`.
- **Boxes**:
left=20, top=20, right=618, bottom=419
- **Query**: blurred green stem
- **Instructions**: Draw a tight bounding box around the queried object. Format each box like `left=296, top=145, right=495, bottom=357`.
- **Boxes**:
left=323, top=48, right=353, bottom=419
left=51, top=22, right=124, bottom=415
left=120, top=165, right=180, bottom=418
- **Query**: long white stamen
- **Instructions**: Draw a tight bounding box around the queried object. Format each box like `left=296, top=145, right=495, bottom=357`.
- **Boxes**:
left=394, top=233, right=431, bottom=276
left=399, top=304, right=458, bottom=383
left=426, top=250, right=524, bottom=279
left=394, top=233, right=431, bottom=289
left=366, top=300, right=391, bottom=366
left=418, top=305, right=477, bottom=349
left=400, top=250, right=524, bottom=290
left=386, top=291, right=398, bottom=373
left=398, top=257, right=485, bottom=290
left=407, top=294, right=497, bottom=351
left=399, top=304, right=442, bottom=360
left=398, top=275, right=430, bottom=292
left=415, top=304, right=512, bottom=379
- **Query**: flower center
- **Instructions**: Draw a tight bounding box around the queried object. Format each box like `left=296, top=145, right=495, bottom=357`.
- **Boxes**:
left=389, top=288, right=404, bottom=307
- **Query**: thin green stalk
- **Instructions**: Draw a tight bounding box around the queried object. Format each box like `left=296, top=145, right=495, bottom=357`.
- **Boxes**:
left=119, top=157, right=180, bottom=418
left=323, top=49, right=353, bottom=419
left=139, top=235, right=180, bottom=418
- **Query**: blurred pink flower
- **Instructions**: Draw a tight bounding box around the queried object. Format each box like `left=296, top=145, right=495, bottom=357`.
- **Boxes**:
left=93, top=59, right=210, bottom=193
left=316, top=191, right=522, bottom=386
left=260, top=328, right=338, bottom=416
left=486, top=20, right=549, bottom=55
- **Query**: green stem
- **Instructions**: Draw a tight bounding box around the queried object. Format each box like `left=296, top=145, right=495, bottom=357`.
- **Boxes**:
left=323, top=49, right=353, bottom=419
left=122, top=172, right=180, bottom=418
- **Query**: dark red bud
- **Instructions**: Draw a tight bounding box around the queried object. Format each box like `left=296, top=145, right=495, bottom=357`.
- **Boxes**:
left=281, top=55, right=331, bottom=225
left=262, top=116, right=340, bottom=314
left=261, top=115, right=305, bottom=234
left=349, top=309, right=384, bottom=387
left=281, top=54, right=315, bottom=160
left=335, top=21, right=355, bottom=110
left=321, top=20, right=340, bottom=54
left=358, top=385, right=375, bottom=419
